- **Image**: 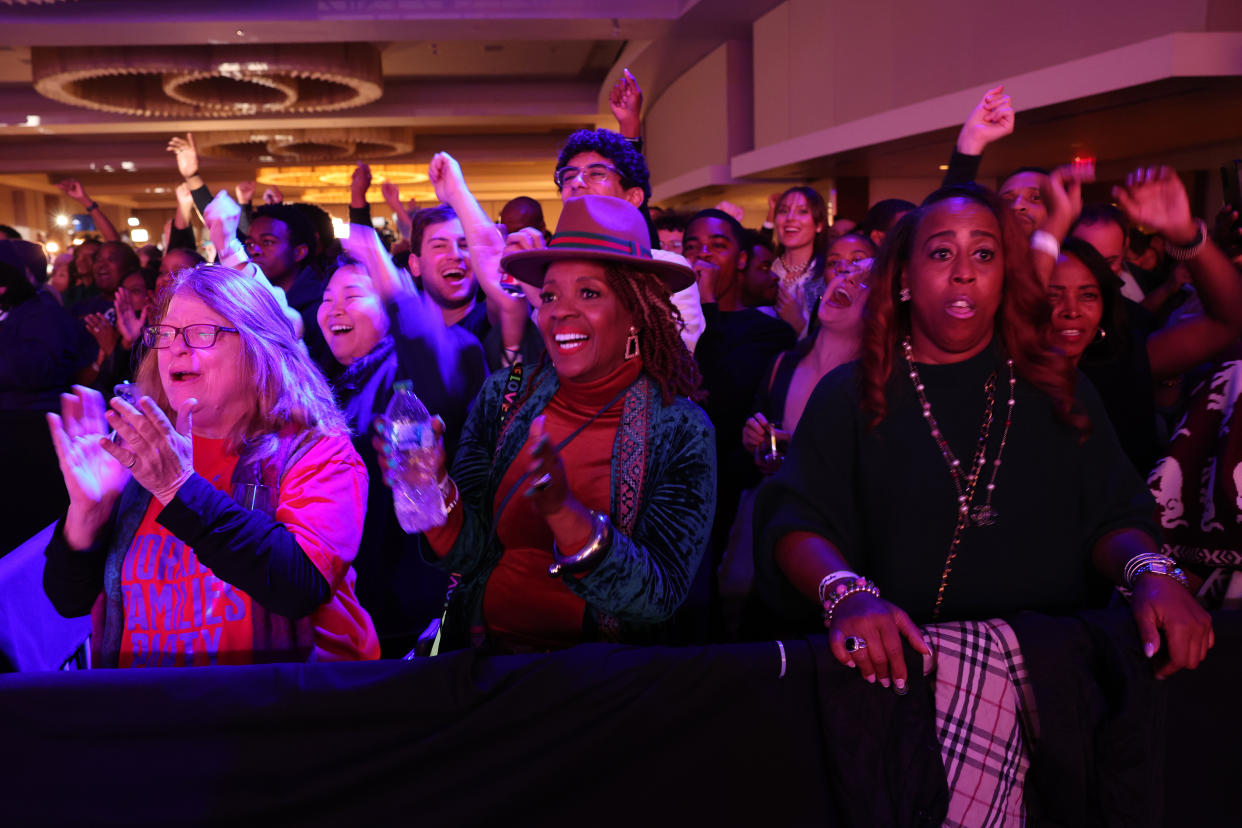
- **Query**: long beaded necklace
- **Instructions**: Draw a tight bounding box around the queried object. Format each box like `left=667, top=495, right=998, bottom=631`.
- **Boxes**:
left=902, top=337, right=1015, bottom=619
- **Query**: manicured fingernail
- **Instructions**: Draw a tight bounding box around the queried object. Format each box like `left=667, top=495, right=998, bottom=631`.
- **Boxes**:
left=895, top=679, right=908, bottom=695
left=846, top=660, right=855, bottom=669
left=863, top=673, right=875, bottom=684
left=1144, top=641, right=1157, bottom=658
left=879, top=677, right=890, bottom=689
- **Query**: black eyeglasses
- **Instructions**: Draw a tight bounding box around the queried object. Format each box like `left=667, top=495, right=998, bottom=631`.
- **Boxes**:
left=143, top=324, right=239, bottom=350
left=554, top=163, right=621, bottom=190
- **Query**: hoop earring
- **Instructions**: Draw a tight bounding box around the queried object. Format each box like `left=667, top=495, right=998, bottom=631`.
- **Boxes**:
left=625, top=326, right=640, bottom=360
left=899, top=287, right=911, bottom=303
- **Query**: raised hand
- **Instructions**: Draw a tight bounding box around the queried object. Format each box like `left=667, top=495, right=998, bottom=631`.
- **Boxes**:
left=101, top=396, right=196, bottom=506
left=1041, top=161, right=1095, bottom=241
left=350, top=161, right=373, bottom=206
left=372, top=415, right=447, bottom=492
left=1113, top=166, right=1198, bottom=245
left=766, top=192, right=782, bottom=224
left=428, top=152, right=467, bottom=207
left=691, top=257, right=721, bottom=303
left=380, top=179, right=403, bottom=211
left=715, top=200, right=746, bottom=224
left=57, top=178, right=90, bottom=204
left=166, top=133, right=200, bottom=181
left=263, top=185, right=283, bottom=205
left=46, top=386, right=131, bottom=549
left=235, top=180, right=256, bottom=204
left=172, top=181, right=195, bottom=228
left=956, top=85, right=1014, bottom=155
left=608, top=67, right=644, bottom=138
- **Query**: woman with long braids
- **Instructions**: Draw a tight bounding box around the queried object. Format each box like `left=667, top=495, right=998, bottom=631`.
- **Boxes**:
left=377, top=196, right=715, bottom=652
left=752, top=185, right=1212, bottom=689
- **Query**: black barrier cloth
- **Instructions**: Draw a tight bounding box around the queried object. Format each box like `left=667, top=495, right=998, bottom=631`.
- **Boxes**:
left=0, top=638, right=946, bottom=827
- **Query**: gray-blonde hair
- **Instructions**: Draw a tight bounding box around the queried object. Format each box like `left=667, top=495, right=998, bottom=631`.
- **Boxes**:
left=136, top=263, right=345, bottom=463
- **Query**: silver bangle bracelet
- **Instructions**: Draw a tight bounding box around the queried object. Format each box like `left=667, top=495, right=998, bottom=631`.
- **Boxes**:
left=548, top=510, right=613, bottom=577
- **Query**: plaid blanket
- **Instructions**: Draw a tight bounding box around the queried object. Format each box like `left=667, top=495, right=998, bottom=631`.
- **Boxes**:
left=924, top=619, right=1038, bottom=828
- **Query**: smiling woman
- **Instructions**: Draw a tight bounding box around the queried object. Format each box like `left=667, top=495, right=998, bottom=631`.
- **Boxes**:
left=751, top=185, right=1212, bottom=689
left=377, top=195, right=716, bottom=652
left=43, top=263, right=380, bottom=667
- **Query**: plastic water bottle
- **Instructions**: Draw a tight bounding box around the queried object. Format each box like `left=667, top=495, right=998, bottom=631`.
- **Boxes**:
left=383, top=381, right=447, bottom=533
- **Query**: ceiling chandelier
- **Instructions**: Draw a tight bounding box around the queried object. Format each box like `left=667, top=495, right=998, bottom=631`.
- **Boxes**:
left=197, top=128, right=414, bottom=162
left=256, top=163, right=430, bottom=189
left=32, top=43, right=383, bottom=117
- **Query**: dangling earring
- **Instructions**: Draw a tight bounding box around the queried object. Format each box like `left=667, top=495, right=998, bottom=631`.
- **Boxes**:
left=899, top=286, right=911, bottom=303
left=625, top=326, right=640, bottom=360
left=1093, top=327, right=1107, bottom=344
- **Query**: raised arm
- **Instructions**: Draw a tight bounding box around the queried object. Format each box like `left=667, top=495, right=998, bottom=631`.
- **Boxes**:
left=1114, top=166, right=1242, bottom=379
left=942, top=86, right=1014, bottom=187
left=609, top=68, right=643, bottom=140
left=380, top=179, right=414, bottom=240
left=57, top=179, right=119, bottom=242
left=428, top=151, right=531, bottom=349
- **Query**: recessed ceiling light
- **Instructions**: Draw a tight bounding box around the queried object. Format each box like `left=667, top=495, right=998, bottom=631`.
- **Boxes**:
left=130, top=228, right=149, bottom=243
left=54, top=214, right=68, bottom=227
left=127, top=217, right=140, bottom=227
left=235, top=29, right=245, bottom=37
left=121, top=161, right=135, bottom=171
left=938, top=164, right=949, bottom=171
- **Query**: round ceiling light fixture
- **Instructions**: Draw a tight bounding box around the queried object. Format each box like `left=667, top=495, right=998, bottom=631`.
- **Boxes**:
left=32, top=43, right=383, bottom=117
left=196, top=128, right=414, bottom=163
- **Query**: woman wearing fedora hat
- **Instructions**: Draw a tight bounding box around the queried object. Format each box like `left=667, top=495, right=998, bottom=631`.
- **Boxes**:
left=378, top=194, right=716, bottom=653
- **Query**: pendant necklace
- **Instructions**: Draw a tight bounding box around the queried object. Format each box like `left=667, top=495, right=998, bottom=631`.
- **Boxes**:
left=902, top=337, right=1016, bottom=619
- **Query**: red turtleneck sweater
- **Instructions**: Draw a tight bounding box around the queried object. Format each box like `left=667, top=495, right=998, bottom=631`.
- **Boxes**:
left=480, top=357, right=642, bottom=651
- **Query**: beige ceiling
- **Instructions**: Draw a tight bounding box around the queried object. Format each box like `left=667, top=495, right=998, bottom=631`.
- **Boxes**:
left=0, top=0, right=783, bottom=214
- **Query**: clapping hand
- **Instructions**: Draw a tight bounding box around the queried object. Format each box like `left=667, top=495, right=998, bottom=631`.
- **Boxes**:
left=523, top=415, right=571, bottom=516
left=1113, top=166, right=1199, bottom=246
left=113, top=292, right=148, bottom=349
left=956, top=85, right=1015, bottom=155
left=83, top=312, right=118, bottom=358
left=47, top=386, right=131, bottom=549
left=101, top=395, right=196, bottom=506
left=775, top=280, right=806, bottom=333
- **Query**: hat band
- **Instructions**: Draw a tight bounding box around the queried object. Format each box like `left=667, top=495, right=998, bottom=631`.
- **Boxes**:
left=548, top=230, right=651, bottom=259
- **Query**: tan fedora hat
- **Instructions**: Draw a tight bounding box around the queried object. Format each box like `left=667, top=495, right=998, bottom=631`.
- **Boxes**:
left=501, top=195, right=694, bottom=292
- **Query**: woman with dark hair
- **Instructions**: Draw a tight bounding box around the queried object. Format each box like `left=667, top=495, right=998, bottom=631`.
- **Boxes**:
left=1049, top=167, right=1242, bottom=473
left=771, top=185, right=830, bottom=337
left=44, top=263, right=379, bottom=666
left=753, top=184, right=1211, bottom=688
left=744, top=232, right=877, bottom=464
left=378, top=195, right=715, bottom=652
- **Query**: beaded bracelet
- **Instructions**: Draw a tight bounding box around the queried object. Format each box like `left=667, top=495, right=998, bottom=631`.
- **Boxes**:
left=821, top=576, right=880, bottom=630
left=817, top=570, right=861, bottom=605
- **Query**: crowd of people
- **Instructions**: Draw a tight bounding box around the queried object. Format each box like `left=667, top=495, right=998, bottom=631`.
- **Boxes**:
left=3, top=76, right=1239, bottom=698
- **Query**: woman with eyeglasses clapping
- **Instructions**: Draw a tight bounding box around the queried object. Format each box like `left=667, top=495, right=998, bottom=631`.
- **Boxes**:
left=43, top=263, right=379, bottom=667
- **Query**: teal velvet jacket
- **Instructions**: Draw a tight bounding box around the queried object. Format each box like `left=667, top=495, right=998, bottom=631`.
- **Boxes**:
left=432, top=359, right=716, bottom=649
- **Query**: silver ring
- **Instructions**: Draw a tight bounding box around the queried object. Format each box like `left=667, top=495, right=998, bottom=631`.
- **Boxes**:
left=531, top=472, right=553, bottom=491
left=844, top=636, right=867, bottom=653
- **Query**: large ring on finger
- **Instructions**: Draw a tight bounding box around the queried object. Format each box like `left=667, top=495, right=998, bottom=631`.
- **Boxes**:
left=844, top=635, right=867, bottom=653
left=532, top=472, right=553, bottom=491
